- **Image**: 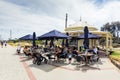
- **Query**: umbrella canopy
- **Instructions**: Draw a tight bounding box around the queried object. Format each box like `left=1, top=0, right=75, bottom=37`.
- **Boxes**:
left=83, top=26, right=89, bottom=49
left=19, top=34, right=33, bottom=40
left=78, top=33, right=100, bottom=39
left=37, top=30, right=69, bottom=40
left=32, top=32, right=36, bottom=47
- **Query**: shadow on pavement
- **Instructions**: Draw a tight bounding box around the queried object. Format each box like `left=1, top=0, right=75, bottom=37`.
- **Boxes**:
left=28, top=59, right=105, bottom=72
left=28, top=60, right=69, bottom=72
left=74, top=64, right=100, bottom=72
left=28, top=63, right=58, bottom=72
left=13, top=52, right=26, bottom=56
left=20, top=57, right=33, bottom=62
left=73, top=59, right=103, bottom=72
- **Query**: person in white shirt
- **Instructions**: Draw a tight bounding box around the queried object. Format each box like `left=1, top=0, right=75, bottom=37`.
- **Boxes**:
left=93, top=46, right=98, bottom=54
left=17, top=44, right=21, bottom=54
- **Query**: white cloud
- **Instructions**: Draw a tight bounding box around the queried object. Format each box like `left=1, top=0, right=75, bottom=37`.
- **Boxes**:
left=0, top=0, right=120, bottom=40
left=0, top=0, right=71, bottom=39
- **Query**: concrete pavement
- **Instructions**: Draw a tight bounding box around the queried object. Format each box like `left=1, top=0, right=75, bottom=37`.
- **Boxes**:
left=0, top=45, right=120, bottom=80
left=0, top=45, right=29, bottom=80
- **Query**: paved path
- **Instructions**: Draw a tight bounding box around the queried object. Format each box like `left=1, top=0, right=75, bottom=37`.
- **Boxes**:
left=0, top=45, right=120, bottom=80
left=0, top=45, right=29, bottom=80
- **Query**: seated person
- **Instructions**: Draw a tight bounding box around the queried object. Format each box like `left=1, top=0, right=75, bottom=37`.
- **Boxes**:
left=23, top=46, right=32, bottom=56
left=89, top=46, right=99, bottom=63
left=44, top=45, right=50, bottom=52
left=67, top=49, right=73, bottom=64
left=17, top=44, right=21, bottom=54
left=55, top=47, right=62, bottom=61
left=93, top=46, right=98, bottom=55
left=61, top=46, right=68, bottom=57
left=72, top=48, right=79, bottom=57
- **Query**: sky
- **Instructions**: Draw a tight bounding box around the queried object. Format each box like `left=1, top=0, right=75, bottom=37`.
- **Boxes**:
left=0, top=0, right=120, bottom=40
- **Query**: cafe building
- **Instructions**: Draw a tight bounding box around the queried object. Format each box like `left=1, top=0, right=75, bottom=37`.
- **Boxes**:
left=64, top=20, right=113, bottom=52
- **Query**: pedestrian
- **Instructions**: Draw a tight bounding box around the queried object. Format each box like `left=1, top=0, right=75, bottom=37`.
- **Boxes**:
left=1, top=41, right=3, bottom=48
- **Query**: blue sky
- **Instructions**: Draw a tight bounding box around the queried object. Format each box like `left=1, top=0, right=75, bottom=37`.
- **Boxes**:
left=0, top=0, right=120, bottom=40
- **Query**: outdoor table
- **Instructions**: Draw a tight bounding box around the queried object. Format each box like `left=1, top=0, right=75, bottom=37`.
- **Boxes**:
left=79, top=53, right=93, bottom=65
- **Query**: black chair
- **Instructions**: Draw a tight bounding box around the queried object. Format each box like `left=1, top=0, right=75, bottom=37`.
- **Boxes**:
left=91, top=54, right=99, bottom=62
left=59, top=52, right=67, bottom=58
left=23, top=51, right=31, bottom=57
left=53, top=52, right=67, bottom=63
left=58, top=52, right=68, bottom=61
left=44, top=48, right=49, bottom=52
left=75, top=55, right=84, bottom=64
left=33, top=53, right=48, bottom=65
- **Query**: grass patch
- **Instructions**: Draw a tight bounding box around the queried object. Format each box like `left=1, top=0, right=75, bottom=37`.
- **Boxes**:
left=8, top=40, right=43, bottom=47
left=8, top=42, right=32, bottom=47
left=110, top=50, right=120, bottom=63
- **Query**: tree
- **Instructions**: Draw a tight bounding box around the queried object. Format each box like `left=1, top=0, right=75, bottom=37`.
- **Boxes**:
left=101, top=21, right=120, bottom=43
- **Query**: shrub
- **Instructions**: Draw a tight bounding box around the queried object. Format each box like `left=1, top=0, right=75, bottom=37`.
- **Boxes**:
left=110, top=51, right=120, bottom=63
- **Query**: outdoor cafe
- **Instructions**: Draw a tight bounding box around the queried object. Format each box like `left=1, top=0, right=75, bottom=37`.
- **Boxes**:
left=18, top=27, right=100, bottom=66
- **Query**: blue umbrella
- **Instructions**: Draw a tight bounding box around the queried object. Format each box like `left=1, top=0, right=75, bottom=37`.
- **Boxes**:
left=19, top=34, right=33, bottom=40
left=78, top=33, right=100, bottom=39
left=37, top=30, right=69, bottom=40
left=84, top=26, right=89, bottom=49
left=32, top=32, right=36, bottom=47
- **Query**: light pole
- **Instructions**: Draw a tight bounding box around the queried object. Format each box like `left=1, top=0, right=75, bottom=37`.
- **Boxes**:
left=9, top=29, right=12, bottom=40
left=65, top=13, right=68, bottom=29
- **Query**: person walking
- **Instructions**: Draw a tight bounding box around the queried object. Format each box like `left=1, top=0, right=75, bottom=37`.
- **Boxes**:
left=1, top=41, right=3, bottom=48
